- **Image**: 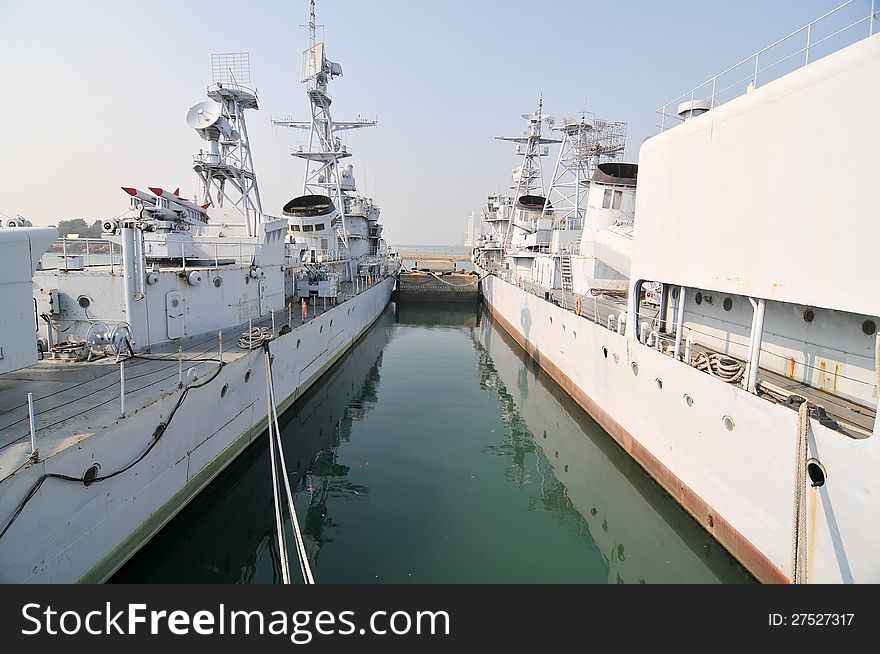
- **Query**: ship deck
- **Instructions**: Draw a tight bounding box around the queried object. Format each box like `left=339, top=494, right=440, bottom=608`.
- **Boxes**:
left=0, top=283, right=362, bottom=482
left=488, top=271, right=876, bottom=438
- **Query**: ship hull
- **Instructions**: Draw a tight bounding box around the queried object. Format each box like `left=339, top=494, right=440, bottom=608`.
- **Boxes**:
left=478, top=270, right=880, bottom=583
left=0, top=277, right=395, bottom=583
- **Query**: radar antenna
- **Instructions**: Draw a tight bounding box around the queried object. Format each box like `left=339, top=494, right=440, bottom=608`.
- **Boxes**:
left=541, top=109, right=627, bottom=227
left=189, top=52, right=264, bottom=236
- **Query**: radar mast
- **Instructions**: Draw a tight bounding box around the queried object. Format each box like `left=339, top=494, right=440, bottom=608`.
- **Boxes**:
left=273, top=0, right=376, bottom=247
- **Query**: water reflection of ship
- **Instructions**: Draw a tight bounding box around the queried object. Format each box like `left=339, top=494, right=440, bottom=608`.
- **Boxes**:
left=472, top=308, right=752, bottom=583
left=394, top=302, right=480, bottom=329
left=113, top=307, right=394, bottom=583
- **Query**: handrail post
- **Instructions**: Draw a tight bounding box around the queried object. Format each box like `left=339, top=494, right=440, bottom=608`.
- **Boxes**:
left=872, top=0, right=876, bottom=36
left=27, top=392, right=39, bottom=462
left=806, top=22, right=812, bottom=65
left=753, top=52, right=760, bottom=88
left=120, top=360, right=126, bottom=418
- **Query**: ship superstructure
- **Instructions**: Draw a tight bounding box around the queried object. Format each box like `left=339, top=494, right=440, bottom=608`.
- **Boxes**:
left=473, top=1, right=880, bottom=583
left=274, top=0, right=387, bottom=295
left=0, top=6, right=398, bottom=582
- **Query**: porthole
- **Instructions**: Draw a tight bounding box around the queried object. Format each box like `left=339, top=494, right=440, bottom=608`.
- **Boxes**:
left=723, top=415, right=735, bottom=431
left=244, top=275, right=250, bottom=285
left=82, top=463, right=101, bottom=487
left=319, top=325, right=323, bottom=333
left=602, top=346, right=608, bottom=359
left=684, top=394, right=694, bottom=407
left=77, top=295, right=91, bottom=309
left=244, top=369, right=251, bottom=383
left=694, top=292, right=703, bottom=305
left=296, top=338, right=301, bottom=349
left=613, top=353, right=619, bottom=364
left=723, top=297, right=733, bottom=312
left=213, top=277, right=223, bottom=288
left=562, top=324, right=566, bottom=332
left=564, top=464, right=569, bottom=473
left=631, top=361, right=639, bottom=376
left=671, top=287, right=679, bottom=300
left=862, top=320, right=877, bottom=336
left=806, top=459, right=827, bottom=487
left=220, top=383, right=228, bottom=398
left=655, top=378, right=663, bottom=390
left=330, top=320, right=333, bottom=328
left=549, top=316, right=553, bottom=324
left=803, top=309, right=815, bottom=323
left=572, top=331, right=577, bottom=339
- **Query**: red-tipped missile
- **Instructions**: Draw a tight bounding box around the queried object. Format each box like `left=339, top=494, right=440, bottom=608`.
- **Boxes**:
left=149, top=187, right=208, bottom=215
left=121, top=187, right=158, bottom=204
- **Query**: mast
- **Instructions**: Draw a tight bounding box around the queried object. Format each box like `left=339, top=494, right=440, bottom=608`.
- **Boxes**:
left=273, top=0, right=375, bottom=249
left=497, top=97, right=560, bottom=246
left=541, top=110, right=626, bottom=228
left=496, top=96, right=560, bottom=199
left=189, top=52, right=263, bottom=236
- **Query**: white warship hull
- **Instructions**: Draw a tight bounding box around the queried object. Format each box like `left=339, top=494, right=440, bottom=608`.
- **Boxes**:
left=478, top=271, right=880, bottom=583
left=0, top=277, right=395, bottom=583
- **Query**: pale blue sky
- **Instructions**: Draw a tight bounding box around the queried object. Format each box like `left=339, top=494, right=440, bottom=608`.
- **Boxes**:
left=0, top=0, right=855, bottom=244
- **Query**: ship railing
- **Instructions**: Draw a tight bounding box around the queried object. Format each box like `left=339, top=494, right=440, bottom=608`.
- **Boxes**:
left=487, top=268, right=629, bottom=336
left=657, top=0, right=878, bottom=131
left=44, top=237, right=122, bottom=271
left=306, top=248, right=351, bottom=264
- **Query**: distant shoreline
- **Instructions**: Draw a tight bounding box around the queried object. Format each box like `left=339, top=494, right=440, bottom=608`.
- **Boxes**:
left=399, top=252, right=471, bottom=261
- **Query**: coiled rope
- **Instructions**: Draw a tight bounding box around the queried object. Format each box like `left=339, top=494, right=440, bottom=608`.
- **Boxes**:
left=239, top=326, right=273, bottom=350
left=264, top=346, right=315, bottom=584
left=791, top=399, right=810, bottom=584
left=692, top=351, right=745, bottom=384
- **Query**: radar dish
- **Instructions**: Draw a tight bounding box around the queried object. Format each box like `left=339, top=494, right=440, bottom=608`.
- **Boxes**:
left=186, top=101, right=223, bottom=130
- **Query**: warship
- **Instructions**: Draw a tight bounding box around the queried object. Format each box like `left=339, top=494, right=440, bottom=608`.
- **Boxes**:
left=472, top=1, right=880, bottom=583
left=0, top=0, right=398, bottom=583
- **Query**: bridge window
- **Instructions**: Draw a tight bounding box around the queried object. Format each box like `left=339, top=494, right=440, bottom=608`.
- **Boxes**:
left=303, top=225, right=313, bottom=232
left=602, top=189, right=612, bottom=209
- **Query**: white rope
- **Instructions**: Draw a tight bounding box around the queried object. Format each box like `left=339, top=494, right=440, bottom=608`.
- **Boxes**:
left=264, top=353, right=291, bottom=585
left=239, top=326, right=273, bottom=350
left=791, top=399, right=810, bottom=584
left=267, top=352, right=315, bottom=585
left=692, top=351, right=745, bottom=384
left=427, top=271, right=489, bottom=287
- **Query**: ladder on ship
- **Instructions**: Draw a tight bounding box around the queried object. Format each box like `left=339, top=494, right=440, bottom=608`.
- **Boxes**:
left=560, top=255, right=573, bottom=292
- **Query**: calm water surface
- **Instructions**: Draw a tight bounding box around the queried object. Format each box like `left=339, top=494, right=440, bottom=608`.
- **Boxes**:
left=115, top=304, right=752, bottom=583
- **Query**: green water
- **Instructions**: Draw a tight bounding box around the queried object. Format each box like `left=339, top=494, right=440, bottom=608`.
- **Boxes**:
left=114, top=304, right=752, bottom=584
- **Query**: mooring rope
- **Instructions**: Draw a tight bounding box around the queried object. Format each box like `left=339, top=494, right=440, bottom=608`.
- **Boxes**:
left=264, top=352, right=291, bottom=584
left=426, top=271, right=489, bottom=287
left=239, top=326, right=273, bottom=350
left=264, top=346, right=315, bottom=584
left=791, top=399, right=810, bottom=584
left=691, top=351, right=745, bottom=384
left=266, top=349, right=315, bottom=585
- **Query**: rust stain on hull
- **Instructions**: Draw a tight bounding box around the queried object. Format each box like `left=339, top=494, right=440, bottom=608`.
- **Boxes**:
left=484, top=293, right=789, bottom=584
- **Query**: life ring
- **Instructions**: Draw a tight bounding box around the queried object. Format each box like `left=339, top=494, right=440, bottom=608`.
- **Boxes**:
left=575, top=297, right=582, bottom=317
left=301, top=299, right=308, bottom=320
